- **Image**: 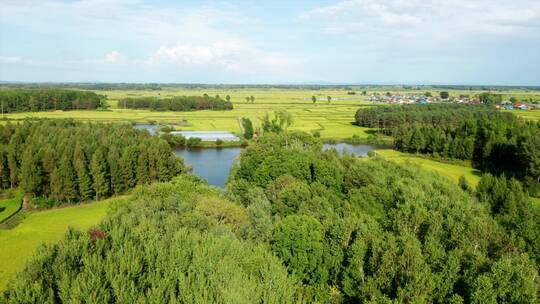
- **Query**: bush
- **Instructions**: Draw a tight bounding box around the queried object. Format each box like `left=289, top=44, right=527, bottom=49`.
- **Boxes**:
left=216, top=139, right=223, bottom=146
left=186, top=137, right=202, bottom=147
left=30, top=196, right=57, bottom=208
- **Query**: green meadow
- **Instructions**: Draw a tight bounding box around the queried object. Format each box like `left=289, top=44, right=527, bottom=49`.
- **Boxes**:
left=0, top=192, right=23, bottom=224
left=373, top=149, right=482, bottom=186
left=508, top=109, right=540, bottom=121
left=0, top=197, right=126, bottom=291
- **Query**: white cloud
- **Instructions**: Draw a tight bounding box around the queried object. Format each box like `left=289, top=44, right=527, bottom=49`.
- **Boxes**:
left=148, top=42, right=244, bottom=66
left=300, top=0, right=421, bottom=26
left=104, top=51, right=124, bottom=63
left=146, top=41, right=303, bottom=75
left=300, top=0, right=540, bottom=38
left=0, top=0, right=256, bottom=45
left=0, top=56, right=24, bottom=64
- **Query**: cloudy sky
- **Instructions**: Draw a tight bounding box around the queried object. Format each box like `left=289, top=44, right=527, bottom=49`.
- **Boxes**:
left=1, top=0, right=539, bottom=84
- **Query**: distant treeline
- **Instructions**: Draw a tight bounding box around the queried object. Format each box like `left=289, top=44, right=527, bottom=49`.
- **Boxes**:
left=356, top=104, right=540, bottom=195
left=0, top=83, right=162, bottom=91
left=0, top=89, right=105, bottom=113
left=0, top=120, right=183, bottom=206
left=119, top=95, right=233, bottom=111
left=355, top=104, right=506, bottom=134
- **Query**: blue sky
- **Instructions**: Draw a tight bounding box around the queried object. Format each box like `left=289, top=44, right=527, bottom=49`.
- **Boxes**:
left=1, top=0, right=539, bottom=85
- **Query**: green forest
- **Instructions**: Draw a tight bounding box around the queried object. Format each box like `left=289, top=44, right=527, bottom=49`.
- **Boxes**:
left=356, top=105, right=540, bottom=196
left=2, top=132, right=539, bottom=303
left=0, top=120, right=183, bottom=206
left=119, top=95, right=234, bottom=111
left=0, top=89, right=105, bottom=112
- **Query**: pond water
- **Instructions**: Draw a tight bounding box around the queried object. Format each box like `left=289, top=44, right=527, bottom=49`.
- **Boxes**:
left=134, top=124, right=158, bottom=135
left=323, top=143, right=385, bottom=156
left=174, top=147, right=242, bottom=187
left=171, top=131, right=240, bottom=141
left=133, top=125, right=385, bottom=188
left=174, top=144, right=384, bottom=188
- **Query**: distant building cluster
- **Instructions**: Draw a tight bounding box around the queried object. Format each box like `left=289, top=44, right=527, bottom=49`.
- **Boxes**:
left=366, top=93, right=536, bottom=110
left=496, top=102, right=533, bottom=111
left=366, top=94, right=450, bottom=104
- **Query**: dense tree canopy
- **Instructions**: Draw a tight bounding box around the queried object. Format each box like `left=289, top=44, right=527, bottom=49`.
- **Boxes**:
left=2, top=132, right=539, bottom=303
left=0, top=120, right=183, bottom=205
left=1, top=176, right=307, bottom=303
left=355, top=104, right=505, bottom=135
left=0, top=89, right=105, bottom=112
left=118, top=95, right=233, bottom=111
left=356, top=104, right=540, bottom=195
left=227, top=132, right=539, bottom=302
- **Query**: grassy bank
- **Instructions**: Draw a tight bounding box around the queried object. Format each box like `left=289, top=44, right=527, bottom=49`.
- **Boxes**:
left=0, top=192, right=23, bottom=224
left=0, top=197, right=127, bottom=291
left=373, top=149, right=482, bottom=186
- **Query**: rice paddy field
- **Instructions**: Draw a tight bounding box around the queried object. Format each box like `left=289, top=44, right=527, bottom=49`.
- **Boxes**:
left=0, top=197, right=127, bottom=291
left=2, top=88, right=378, bottom=139
left=3, top=87, right=539, bottom=138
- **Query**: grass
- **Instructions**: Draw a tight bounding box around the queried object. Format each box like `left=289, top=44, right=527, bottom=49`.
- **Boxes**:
left=507, top=109, right=540, bottom=121
left=0, top=197, right=127, bottom=291
left=4, top=87, right=539, bottom=139
left=3, top=88, right=377, bottom=139
left=0, top=192, right=23, bottom=224
left=373, top=149, right=482, bottom=186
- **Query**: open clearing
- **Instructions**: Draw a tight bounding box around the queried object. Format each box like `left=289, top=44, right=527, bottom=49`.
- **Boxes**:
left=0, top=197, right=126, bottom=291
left=374, top=149, right=482, bottom=186
left=508, top=109, right=540, bottom=121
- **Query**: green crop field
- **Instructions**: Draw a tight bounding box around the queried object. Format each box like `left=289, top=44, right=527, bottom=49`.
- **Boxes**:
left=3, top=87, right=539, bottom=139
left=0, top=197, right=127, bottom=291
left=2, top=88, right=378, bottom=139
left=373, top=149, right=482, bottom=186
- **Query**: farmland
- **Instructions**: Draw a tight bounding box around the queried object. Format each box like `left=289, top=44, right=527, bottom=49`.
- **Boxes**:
left=3, top=87, right=539, bottom=140
left=0, top=197, right=127, bottom=291
left=2, top=88, right=375, bottom=139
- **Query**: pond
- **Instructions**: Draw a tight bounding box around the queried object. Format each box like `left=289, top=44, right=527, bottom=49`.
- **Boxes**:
left=174, top=147, right=242, bottom=188
left=323, top=143, right=386, bottom=156
left=133, top=124, right=159, bottom=135
left=171, top=131, right=240, bottom=141
left=133, top=125, right=385, bottom=188
left=174, top=144, right=384, bottom=188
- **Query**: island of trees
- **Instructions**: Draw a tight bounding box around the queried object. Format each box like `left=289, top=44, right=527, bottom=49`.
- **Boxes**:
left=0, top=120, right=183, bottom=206
left=2, top=131, right=538, bottom=303
left=118, top=95, right=233, bottom=111
left=0, top=89, right=105, bottom=113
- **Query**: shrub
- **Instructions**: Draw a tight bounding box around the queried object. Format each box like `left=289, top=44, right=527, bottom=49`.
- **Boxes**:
left=186, top=137, right=202, bottom=147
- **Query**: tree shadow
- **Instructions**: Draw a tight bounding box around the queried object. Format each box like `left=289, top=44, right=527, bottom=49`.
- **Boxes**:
left=0, top=207, right=5, bottom=213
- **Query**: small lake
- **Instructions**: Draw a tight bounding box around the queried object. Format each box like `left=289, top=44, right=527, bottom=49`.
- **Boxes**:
left=174, top=147, right=242, bottom=188
left=134, top=124, right=158, bottom=135
left=133, top=125, right=385, bottom=188
left=323, top=143, right=385, bottom=156
left=174, top=144, right=383, bottom=188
